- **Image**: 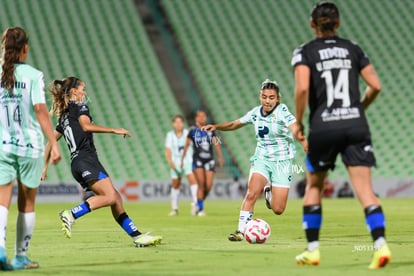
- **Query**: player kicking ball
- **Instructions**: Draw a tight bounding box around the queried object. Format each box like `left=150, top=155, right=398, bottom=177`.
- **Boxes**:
left=42, top=77, right=162, bottom=247
left=202, top=79, right=307, bottom=241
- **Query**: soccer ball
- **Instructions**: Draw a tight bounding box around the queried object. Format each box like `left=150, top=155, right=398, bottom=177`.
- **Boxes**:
left=244, top=218, right=271, bottom=244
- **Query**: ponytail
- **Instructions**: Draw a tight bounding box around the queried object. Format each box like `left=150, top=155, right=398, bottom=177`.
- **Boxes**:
left=1, top=27, right=29, bottom=93
left=50, top=77, right=80, bottom=118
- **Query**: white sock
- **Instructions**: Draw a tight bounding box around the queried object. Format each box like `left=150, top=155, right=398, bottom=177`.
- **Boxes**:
left=374, top=237, right=386, bottom=250
left=238, top=210, right=253, bottom=233
left=308, top=241, right=320, bottom=252
left=190, top=184, right=198, bottom=204
left=0, top=205, right=8, bottom=248
left=171, top=188, right=180, bottom=211
left=16, top=212, right=35, bottom=256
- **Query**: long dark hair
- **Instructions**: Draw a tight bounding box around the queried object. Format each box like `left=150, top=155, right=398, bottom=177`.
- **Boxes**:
left=311, top=2, right=339, bottom=33
left=1, top=27, right=29, bottom=93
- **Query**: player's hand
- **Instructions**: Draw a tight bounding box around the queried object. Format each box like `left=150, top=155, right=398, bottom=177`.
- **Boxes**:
left=41, top=168, right=48, bottom=181
left=180, top=160, right=184, bottom=169
left=50, top=143, right=61, bottom=164
left=201, top=124, right=216, bottom=132
left=301, top=138, right=308, bottom=153
left=170, top=163, right=177, bottom=171
left=113, top=128, right=131, bottom=138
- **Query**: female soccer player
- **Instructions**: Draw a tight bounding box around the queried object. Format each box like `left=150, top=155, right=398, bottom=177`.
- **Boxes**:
left=165, top=115, right=198, bottom=216
left=0, top=27, right=61, bottom=271
left=181, top=110, right=224, bottom=216
left=42, top=77, right=161, bottom=247
left=202, top=79, right=307, bottom=241
left=292, top=2, right=390, bottom=269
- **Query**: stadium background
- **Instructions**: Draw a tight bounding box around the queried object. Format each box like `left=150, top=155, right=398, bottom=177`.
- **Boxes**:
left=3, top=0, right=413, bottom=200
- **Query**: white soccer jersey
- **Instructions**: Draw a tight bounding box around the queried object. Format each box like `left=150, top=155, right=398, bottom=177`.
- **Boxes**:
left=0, top=63, right=46, bottom=158
left=239, top=104, right=296, bottom=161
left=165, top=129, right=192, bottom=163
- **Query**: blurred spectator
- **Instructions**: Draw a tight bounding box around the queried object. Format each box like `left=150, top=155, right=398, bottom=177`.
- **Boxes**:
left=337, top=182, right=354, bottom=198
left=322, top=177, right=335, bottom=198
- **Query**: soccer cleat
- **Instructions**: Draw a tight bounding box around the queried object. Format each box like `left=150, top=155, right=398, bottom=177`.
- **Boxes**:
left=168, top=210, right=178, bottom=216
left=134, top=232, right=162, bottom=248
left=0, top=247, right=13, bottom=271
left=11, top=256, right=39, bottom=270
left=228, top=231, right=244, bottom=242
left=59, top=210, right=75, bottom=238
left=191, top=203, right=197, bottom=216
left=197, top=210, right=206, bottom=217
left=368, top=243, right=391, bottom=269
left=296, top=248, right=320, bottom=266
left=264, top=186, right=271, bottom=209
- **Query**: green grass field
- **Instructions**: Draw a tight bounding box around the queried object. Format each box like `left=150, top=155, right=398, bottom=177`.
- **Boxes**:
left=4, top=198, right=414, bottom=275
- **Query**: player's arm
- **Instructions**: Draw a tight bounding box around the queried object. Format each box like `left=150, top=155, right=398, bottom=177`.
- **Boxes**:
left=288, top=122, right=308, bottom=153
left=41, top=130, right=63, bottom=181
left=294, top=65, right=310, bottom=129
left=34, top=103, right=61, bottom=165
left=78, top=115, right=131, bottom=137
left=213, top=140, right=224, bottom=167
left=180, top=137, right=192, bottom=168
left=202, top=120, right=245, bottom=132
left=360, top=64, right=381, bottom=110
left=165, top=147, right=176, bottom=170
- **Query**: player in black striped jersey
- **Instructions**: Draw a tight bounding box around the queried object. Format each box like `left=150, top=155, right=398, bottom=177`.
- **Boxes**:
left=292, top=2, right=390, bottom=269
left=42, top=77, right=162, bottom=247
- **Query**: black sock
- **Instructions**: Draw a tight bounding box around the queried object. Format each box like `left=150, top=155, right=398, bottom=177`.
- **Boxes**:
left=364, top=205, right=385, bottom=241
left=303, top=205, right=322, bottom=243
left=116, top=212, right=141, bottom=238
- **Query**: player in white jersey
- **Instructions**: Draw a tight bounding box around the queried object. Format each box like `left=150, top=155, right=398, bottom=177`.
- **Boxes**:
left=165, top=115, right=198, bottom=216
left=202, top=79, right=307, bottom=241
left=0, top=27, right=61, bottom=271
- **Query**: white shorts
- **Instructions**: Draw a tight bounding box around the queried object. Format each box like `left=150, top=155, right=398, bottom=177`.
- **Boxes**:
left=170, top=159, right=193, bottom=179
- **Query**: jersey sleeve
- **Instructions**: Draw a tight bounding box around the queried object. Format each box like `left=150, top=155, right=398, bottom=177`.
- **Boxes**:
left=165, top=132, right=172, bottom=148
left=239, top=108, right=256, bottom=124
left=78, top=104, right=90, bottom=117
left=56, top=122, right=63, bottom=134
left=353, top=42, right=370, bottom=71
left=31, top=72, right=46, bottom=105
left=187, top=127, right=194, bottom=139
left=291, top=45, right=308, bottom=68
left=279, top=104, right=297, bottom=127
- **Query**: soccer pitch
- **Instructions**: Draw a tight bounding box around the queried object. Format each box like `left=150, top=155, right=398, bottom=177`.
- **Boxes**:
left=5, top=198, right=413, bottom=275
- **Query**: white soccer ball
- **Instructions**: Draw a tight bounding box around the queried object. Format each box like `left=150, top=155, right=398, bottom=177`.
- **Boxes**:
left=244, top=218, right=271, bottom=244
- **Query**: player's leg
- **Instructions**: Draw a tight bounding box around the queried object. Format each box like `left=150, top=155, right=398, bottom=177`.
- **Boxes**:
left=193, top=167, right=206, bottom=214
left=347, top=166, right=390, bottom=269
left=296, top=169, right=326, bottom=265
left=0, top=181, right=13, bottom=271
left=169, top=177, right=181, bottom=216
left=186, top=172, right=198, bottom=215
left=11, top=155, right=43, bottom=270
left=229, top=171, right=267, bottom=241
left=203, top=160, right=215, bottom=199
left=265, top=159, right=293, bottom=215
left=269, top=187, right=289, bottom=215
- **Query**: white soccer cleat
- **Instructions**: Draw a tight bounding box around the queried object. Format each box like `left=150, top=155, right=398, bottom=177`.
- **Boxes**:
left=59, top=210, right=75, bottom=238
left=134, top=232, right=162, bottom=247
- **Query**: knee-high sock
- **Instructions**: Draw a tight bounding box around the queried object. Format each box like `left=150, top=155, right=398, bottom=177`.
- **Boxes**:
left=171, top=188, right=180, bottom=211
left=238, top=210, right=253, bottom=233
left=0, top=205, right=8, bottom=248
left=15, top=212, right=35, bottom=256
left=190, top=184, right=198, bottom=204
left=303, top=205, right=322, bottom=251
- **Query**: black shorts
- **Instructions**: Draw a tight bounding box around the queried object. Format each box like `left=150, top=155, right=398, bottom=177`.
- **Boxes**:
left=306, top=127, right=376, bottom=172
left=192, top=157, right=215, bottom=172
left=71, top=154, right=109, bottom=189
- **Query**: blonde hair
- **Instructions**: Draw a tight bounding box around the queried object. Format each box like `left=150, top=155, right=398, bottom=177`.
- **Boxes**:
left=49, top=77, right=80, bottom=118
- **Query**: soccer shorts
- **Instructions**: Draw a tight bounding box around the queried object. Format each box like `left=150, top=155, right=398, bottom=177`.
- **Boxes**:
left=192, top=157, right=215, bottom=172
left=306, top=127, right=376, bottom=172
left=170, top=159, right=193, bottom=179
left=71, top=154, right=109, bottom=189
left=249, top=158, right=293, bottom=188
left=0, top=151, right=43, bottom=188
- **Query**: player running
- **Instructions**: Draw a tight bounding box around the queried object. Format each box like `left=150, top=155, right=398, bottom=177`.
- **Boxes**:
left=0, top=27, right=61, bottom=271
left=181, top=110, right=224, bottom=216
left=292, top=2, right=390, bottom=269
left=165, top=115, right=198, bottom=216
left=42, top=77, right=162, bottom=247
left=202, top=79, right=307, bottom=241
